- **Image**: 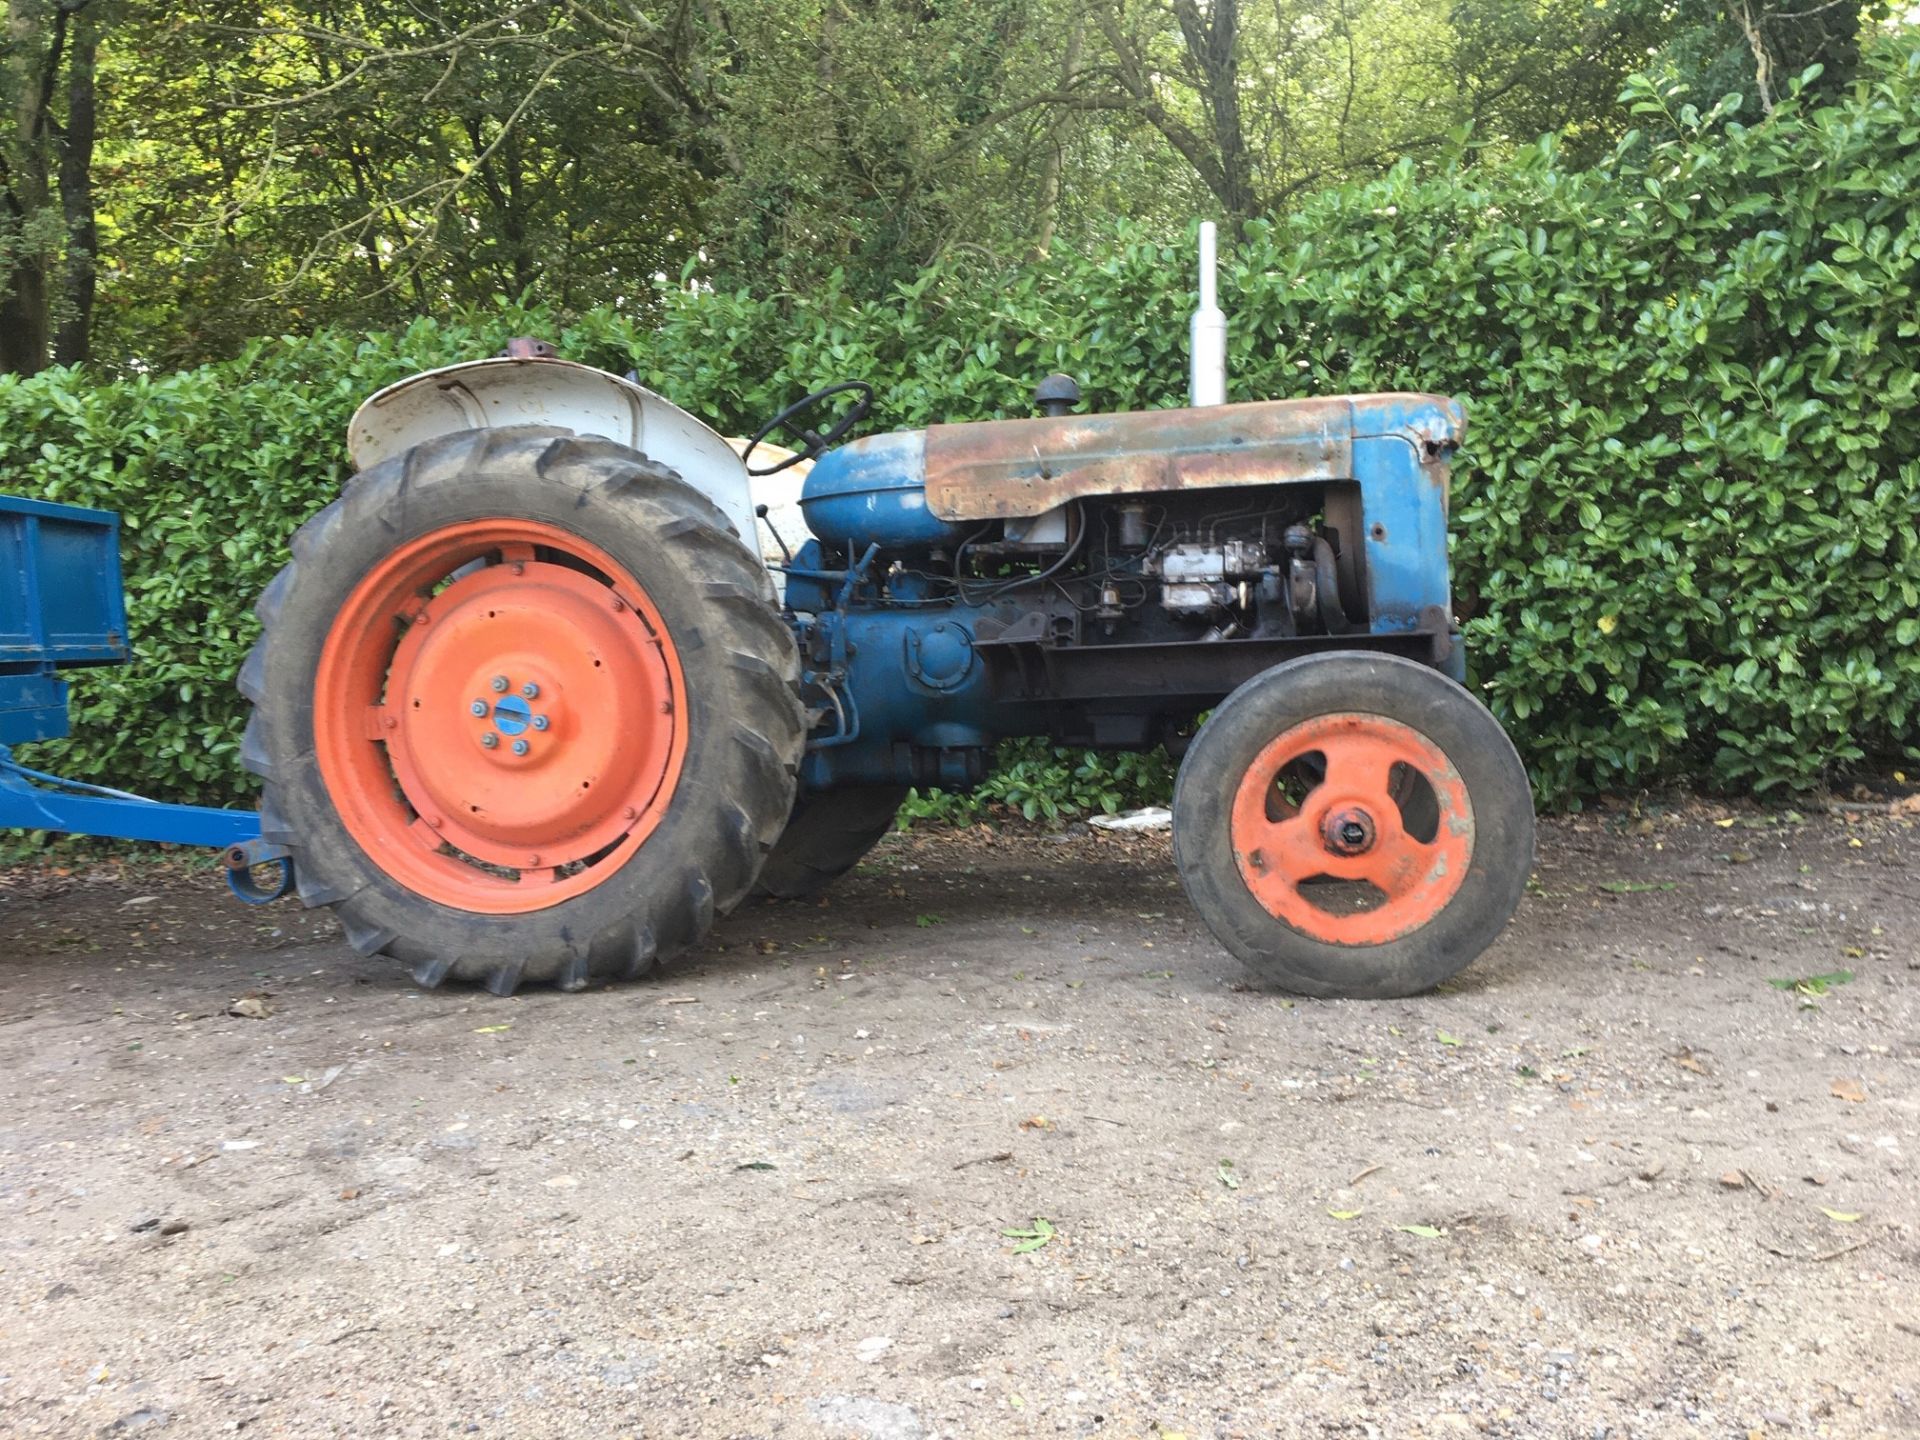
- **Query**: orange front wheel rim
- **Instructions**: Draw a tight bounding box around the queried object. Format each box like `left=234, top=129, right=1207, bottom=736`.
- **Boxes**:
left=313, top=519, right=687, bottom=913
left=1228, top=713, right=1473, bottom=946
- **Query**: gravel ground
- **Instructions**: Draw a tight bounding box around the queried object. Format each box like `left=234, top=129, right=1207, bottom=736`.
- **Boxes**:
left=0, top=804, right=1916, bottom=1439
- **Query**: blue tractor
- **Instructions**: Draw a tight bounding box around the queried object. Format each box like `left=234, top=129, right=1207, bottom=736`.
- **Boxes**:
left=240, top=232, right=1532, bottom=998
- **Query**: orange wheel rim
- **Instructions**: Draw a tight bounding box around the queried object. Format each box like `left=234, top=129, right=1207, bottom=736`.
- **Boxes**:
left=313, top=518, right=686, bottom=913
left=1228, top=712, right=1472, bottom=946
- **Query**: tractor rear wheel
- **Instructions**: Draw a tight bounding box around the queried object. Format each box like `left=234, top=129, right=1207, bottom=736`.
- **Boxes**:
left=240, top=426, right=805, bottom=993
left=754, top=786, right=908, bottom=899
left=1172, top=652, right=1532, bottom=998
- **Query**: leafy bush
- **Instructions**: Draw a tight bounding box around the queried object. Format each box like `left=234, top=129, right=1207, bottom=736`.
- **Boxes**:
left=1, top=44, right=1916, bottom=815
left=900, top=743, right=1177, bottom=826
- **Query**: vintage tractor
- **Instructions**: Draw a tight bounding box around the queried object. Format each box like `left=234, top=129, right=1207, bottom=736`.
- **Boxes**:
left=240, top=229, right=1532, bottom=999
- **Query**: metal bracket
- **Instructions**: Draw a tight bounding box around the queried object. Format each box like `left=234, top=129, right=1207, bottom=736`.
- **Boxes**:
left=0, top=745, right=263, bottom=848
left=222, top=837, right=296, bottom=905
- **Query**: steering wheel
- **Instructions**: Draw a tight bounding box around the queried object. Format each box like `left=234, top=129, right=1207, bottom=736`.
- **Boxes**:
left=742, top=381, right=873, bottom=476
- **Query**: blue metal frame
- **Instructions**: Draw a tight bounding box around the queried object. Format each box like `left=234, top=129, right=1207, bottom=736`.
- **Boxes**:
left=801, top=393, right=1463, bottom=629
left=1350, top=398, right=1460, bottom=634
left=0, top=494, right=271, bottom=883
left=0, top=494, right=131, bottom=670
left=0, top=747, right=262, bottom=846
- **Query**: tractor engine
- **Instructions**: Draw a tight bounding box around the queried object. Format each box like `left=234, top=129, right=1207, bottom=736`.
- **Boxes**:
left=778, top=386, right=1463, bottom=794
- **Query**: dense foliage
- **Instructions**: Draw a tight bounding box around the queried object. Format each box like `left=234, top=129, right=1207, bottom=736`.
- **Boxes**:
left=5, top=0, right=1870, bottom=375
left=899, top=743, right=1177, bottom=826
left=1, top=43, right=1916, bottom=815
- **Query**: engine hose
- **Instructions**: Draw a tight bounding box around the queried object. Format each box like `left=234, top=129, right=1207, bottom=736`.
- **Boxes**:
left=1311, top=536, right=1357, bottom=635
left=962, top=501, right=1089, bottom=603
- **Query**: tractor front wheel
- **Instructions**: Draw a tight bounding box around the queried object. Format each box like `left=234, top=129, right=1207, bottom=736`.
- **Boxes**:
left=1172, top=652, right=1533, bottom=998
left=240, top=426, right=805, bottom=993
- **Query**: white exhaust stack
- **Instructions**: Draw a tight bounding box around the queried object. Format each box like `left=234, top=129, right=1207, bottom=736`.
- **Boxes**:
left=1189, top=220, right=1227, bottom=408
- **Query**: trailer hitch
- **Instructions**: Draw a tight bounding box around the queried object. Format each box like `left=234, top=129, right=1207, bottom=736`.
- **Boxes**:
left=223, top=837, right=296, bottom=905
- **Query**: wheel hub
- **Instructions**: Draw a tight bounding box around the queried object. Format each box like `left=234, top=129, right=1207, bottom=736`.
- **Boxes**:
left=386, top=560, right=672, bottom=871
left=313, top=518, right=687, bottom=913
left=1228, top=712, right=1474, bottom=946
left=483, top=690, right=535, bottom=738
left=1324, top=806, right=1376, bottom=856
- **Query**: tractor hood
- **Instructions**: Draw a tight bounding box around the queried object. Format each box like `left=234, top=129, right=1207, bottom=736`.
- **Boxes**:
left=912, top=393, right=1465, bottom=522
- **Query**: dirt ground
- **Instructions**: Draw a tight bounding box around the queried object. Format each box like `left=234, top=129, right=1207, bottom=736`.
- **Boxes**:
left=0, top=805, right=1915, bottom=1440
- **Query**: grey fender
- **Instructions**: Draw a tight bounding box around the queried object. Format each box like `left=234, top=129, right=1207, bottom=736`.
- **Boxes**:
left=347, top=357, right=765, bottom=559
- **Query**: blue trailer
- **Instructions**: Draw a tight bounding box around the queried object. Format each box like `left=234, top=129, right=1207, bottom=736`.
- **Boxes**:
left=0, top=493, right=289, bottom=900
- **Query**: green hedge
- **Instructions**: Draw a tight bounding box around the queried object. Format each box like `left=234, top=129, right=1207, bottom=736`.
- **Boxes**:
left=2, top=46, right=1916, bottom=812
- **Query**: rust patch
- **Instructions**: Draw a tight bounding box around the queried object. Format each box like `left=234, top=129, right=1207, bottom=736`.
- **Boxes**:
left=924, top=398, right=1355, bottom=521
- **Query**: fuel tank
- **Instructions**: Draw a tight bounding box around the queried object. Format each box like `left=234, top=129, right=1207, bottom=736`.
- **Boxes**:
left=799, top=430, right=970, bottom=552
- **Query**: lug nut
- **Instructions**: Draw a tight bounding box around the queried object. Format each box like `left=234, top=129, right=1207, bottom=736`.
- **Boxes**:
left=491, top=675, right=509, bottom=692
left=425, top=815, right=443, bottom=829
left=521, top=681, right=540, bottom=699
left=511, top=738, right=530, bottom=756
left=481, top=733, right=498, bottom=749
left=470, top=700, right=488, bottom=716
left=1340, top=821, right=1368, bottom=847
left=526, top=853, right=542, bottom=866
left=532, top=715, right=550, bottom=731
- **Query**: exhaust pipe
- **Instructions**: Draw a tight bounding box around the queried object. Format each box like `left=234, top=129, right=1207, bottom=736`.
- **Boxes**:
left=1189, top=220, right=1227, bottom=408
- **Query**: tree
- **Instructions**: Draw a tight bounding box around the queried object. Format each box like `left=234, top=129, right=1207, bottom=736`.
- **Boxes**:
left=83, top=2, right=715, bottom=367
left=1656, top=0, right=1882, bottom=114
left=10, top=0, right=1725, bottom=372
left=701, top=0, right=1159, bottom=287
left=3, top=0, right=104, bottom=375
left=1085, top=0, right=1675, bottom=229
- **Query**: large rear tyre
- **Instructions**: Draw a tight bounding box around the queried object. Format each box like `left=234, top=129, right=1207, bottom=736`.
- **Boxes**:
left=1172, top=652, right=1533, bottom=998
left=754, top=786, right=908, bottom=899
left=239, top=426, right=805, bottom=994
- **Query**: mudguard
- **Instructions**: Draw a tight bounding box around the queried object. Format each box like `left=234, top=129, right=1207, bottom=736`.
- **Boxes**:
left=347, top=357, right=762, bottom=552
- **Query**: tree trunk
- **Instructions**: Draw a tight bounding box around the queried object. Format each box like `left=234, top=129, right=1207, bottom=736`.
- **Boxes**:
left=52, top=3, right=97, bottom=367
left=3, top=0, right=61, bottom=375
left=0, top=260, right=50, bottom=375
left=1733, top=0, right=1775, bottom=114
left=1095, top=0, right=1261, bottom=230
left=1171, top=0, right=1255, bottom=225
left=1028, top=14, right=1084, bottom=261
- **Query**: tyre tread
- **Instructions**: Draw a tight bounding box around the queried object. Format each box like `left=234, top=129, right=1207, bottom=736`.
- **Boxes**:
left=754, top=786, right=909, bottom=901
left=241, top=425, right=804, bottom=994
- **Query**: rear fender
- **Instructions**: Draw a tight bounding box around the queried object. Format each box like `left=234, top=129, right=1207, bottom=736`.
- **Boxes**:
left=347, top=358, right=762, bottom=556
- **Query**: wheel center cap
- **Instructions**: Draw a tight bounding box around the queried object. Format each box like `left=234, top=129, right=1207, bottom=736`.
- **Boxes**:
left=387, top=559, right=671, bottom=857
left=1324, top=807, right=1376, bottom=856
left=490, top=692, right=532, bottom=736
